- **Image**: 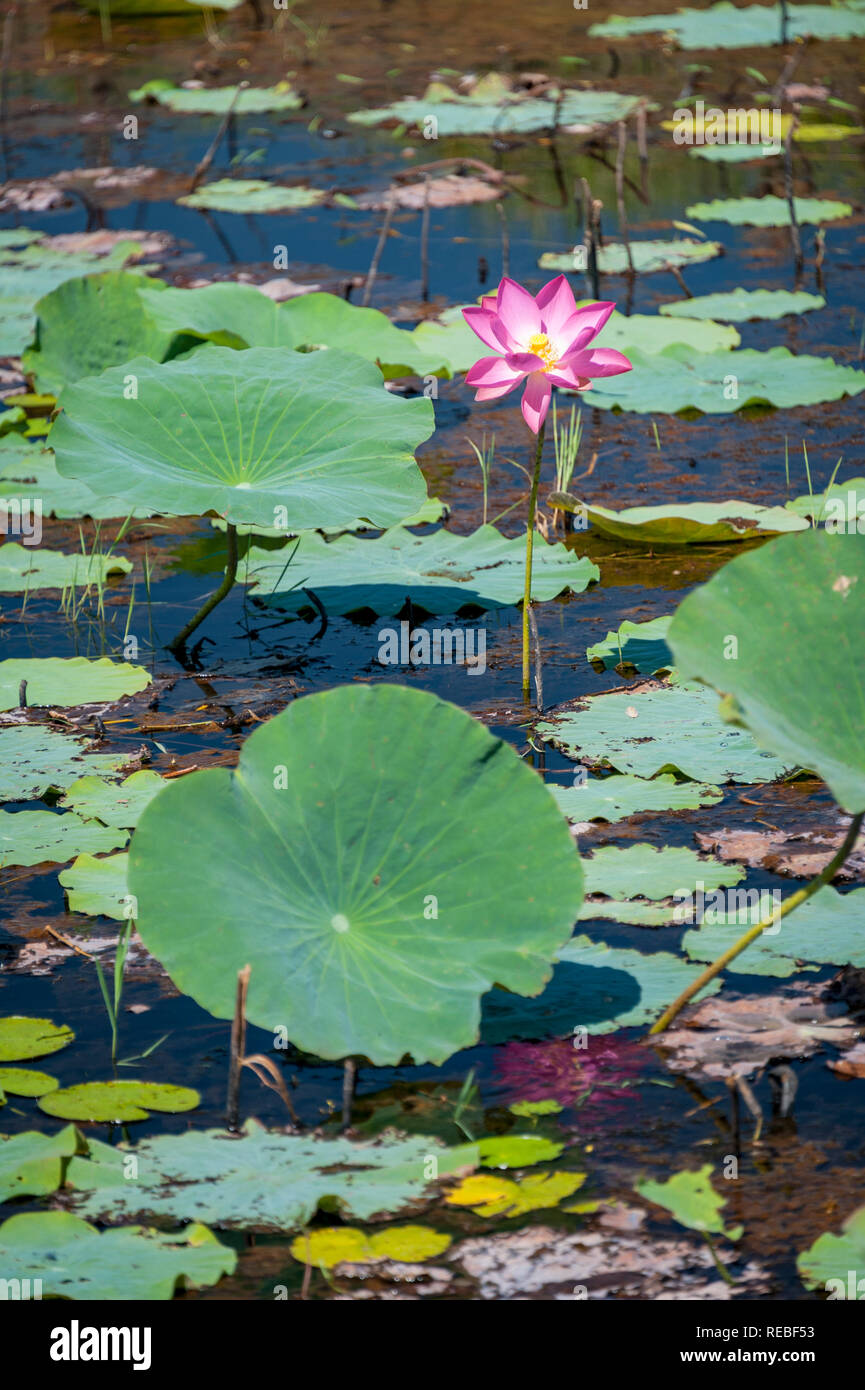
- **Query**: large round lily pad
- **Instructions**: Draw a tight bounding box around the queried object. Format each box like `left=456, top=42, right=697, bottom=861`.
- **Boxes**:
left=0, top=1016, right=74, bottom=1061
left=128, top=684, right=585, bottom=1066
left=668, top=528, right=865, bottom=812
left=0, top=656, right=151, bottom=711
left=50, top=346, right=433, bottom=531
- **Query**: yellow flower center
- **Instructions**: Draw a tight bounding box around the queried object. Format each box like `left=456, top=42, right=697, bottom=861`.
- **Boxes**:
left=526, top=332, right=558, bottom=371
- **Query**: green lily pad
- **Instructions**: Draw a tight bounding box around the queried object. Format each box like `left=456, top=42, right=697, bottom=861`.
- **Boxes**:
left=243, top=524, right=599, bottom=614
left=587, top=616, right=674, bottom=674
left=0, top=1126, right=80, bottom=1202
left=59, top=771, right=165, bottom=829
left=0, top=442, right=155, bottom=520
left=138, top=283, right=443, bottom=378
left=289, top=1224, right=451, bottom=1268
left=660, top=288, right=826, bottom=322
left=559, top=496, right=808, bottom=545
left=0, top=1211, right=236, bottom=1300
left=509, top=1099, right=563, bottom=1117
left=589, top=2, right=865, bottom=50
left=0, top=542, right=132, bottom=592
left=798, top=1206, right=865, bottom=1297
left=131, top=81, right=302, bottom=113
left=785, top=477, right=865, bottom=525
left=0, top=726, right=131, bottom=801
left=540, top=239, right=722, bottom=276
left=683, top=885, right=865, bottom=976
left=349, top=88, right=642, bottom=136
left=0, top=1067, right=59, bottom=1097
left=58, top=852, right=131, bottom=919
left=551, top=773, right=723, bottom=824
left=0, top=1016, right=74, bottom=1061
left=67, top=1123, right=478, bottom=1230
left=0, top=656, right=150, bottom=710
left=40, top=1080, right=200, bottom=1123
left=477, top=1134, right=564, bottom=1167
left=668, top=528, right=865, bottom=811
left=84, top=0, right=243, bottom=11
left=22, top=272, right=174, bottom=396
left=553, top=936, right=722, bottom=1030
left=689, top=142, right=782, bottom=162
left=635, top=1165, right=742, bottom=1239
left=128, top=684, right=584, bottom=1066
left=51, top=347, right=433, bottom=532
left=579, top=346, right=865, bottom=414
left=0, top=809, right=127, bottom=867
left=583, top=843, right=743, bottom=900
left=0, top=234, right=145, bottom=356
left=179, top=180, right=326, bottom=212
left=686, top=196, right=852, bottom=226
left=538, top=684, right=792, bottom=783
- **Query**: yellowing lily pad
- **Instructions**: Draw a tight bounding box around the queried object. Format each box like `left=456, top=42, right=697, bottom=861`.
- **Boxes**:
left=0, top=1017, right=75, bottom=1062
left=446, top=1170, right=588, bottom=1217
left=289, top=1224, right=451, bottom=1269
left=0, top=1067, right=59, bottom=1097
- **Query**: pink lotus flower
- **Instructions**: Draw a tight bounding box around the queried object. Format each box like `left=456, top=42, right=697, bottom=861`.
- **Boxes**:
left=463, top=275, right=633, bottom=433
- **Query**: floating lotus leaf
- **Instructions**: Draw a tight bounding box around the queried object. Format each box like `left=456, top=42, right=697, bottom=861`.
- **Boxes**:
left=178, top=180, right=326, bottom=212
left=289, top=1225, right=452, bottom=1269
left=589, top=3, right=865, bottom=50
left=538, top=684, right=791, bottom=783
left=128, top=684, right=584, bottom=1066
left=84, top=0, right=243, bottom=11
left=138, top=283, right=443, bottom=377
left=635, top=1166, right=742, bottom=1239
left=22, top=272, right=174, bottom=395
left=0, top=1211, right=236, bottom=1300
left=0, top=1016, right=74, bottom=1061
left=0, top=809, right=127, bottom=867
left=798, top=1206, right=865, bottom=1297
left=211, top=492, right=446, bottom=539
left=0, top=726, right=130, bottom=801
left=130, top=81, right=301, bottom=112
left=446, top=1170, right=588, bottom=1217
left=578, top=346, right=865, bottom=414
left=243, top=525, right=599, bottom=615
left=476, top=1135, right=564, bottom=1167
left=0, top=441, right=154, bottom=520
left=583, top=843, right=743, bottom=901
left=0, top=1125, right=80, bottom=1202
left=0, top=656, right=150, bottom=711
left=0, top=234, right=143, bottom=356
left=540, top=239, right=722, bottom=275
left=60, top=771, right=165, bottom=829
left=686, top=196, right=852, bottom=226
left=482, top=936, right=720, bottom=1042
left=785, top=477, right=865, bottom=524
left=0, top=1066, right=58, bottom=1098
left=551, top=774, right=722, bottom=825
left=50, top=347, right=433, bottom=532
left=660, top=288, right=826, bottom=322
left=349, top=89, right=642, bottom=136
left=689, top=142, right=782, bottom=161
left=587, top=616, right=674, bottom=674
left=39, top=1080, right=200, bottom=1123
left=558, top=496, right=808, bottom=545
left=0, top=542, right=132, bottom=592
left=67, top=1123, right=478, bottom=1230
left=59, top=852, right=131, bottom=919
left=683, top=886, right=865, bottom=976
left=668, top=529, right=865, bottom=811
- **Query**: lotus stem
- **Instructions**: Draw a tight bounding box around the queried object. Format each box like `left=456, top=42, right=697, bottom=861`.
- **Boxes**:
left=522, top=423, right=546, bottom=702
left=341, top=1057, right=357, bottom=1130
left=650, top=810, right=865, bottom=1036
left=226, top=963, right=251, bottom=1133
left=167, top=522, right=239, bottom=655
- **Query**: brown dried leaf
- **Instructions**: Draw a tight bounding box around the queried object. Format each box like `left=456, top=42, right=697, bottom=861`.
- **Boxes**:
left=658, top=984, right=861, bottom=1079
left=695, top=825, right=865, bottom=881
left=356, top=175, right=504, bottom=211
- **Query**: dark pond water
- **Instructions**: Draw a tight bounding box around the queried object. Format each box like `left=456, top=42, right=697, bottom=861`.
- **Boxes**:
left=1, top=0, right=864, bottom=1300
